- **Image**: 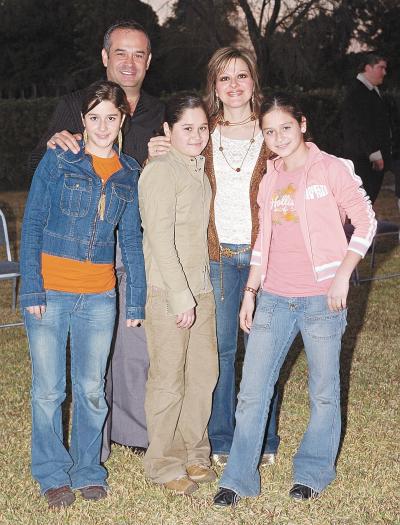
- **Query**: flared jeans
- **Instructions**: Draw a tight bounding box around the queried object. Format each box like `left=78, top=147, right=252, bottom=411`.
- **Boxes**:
left=220, top=291, right=347, bottom=496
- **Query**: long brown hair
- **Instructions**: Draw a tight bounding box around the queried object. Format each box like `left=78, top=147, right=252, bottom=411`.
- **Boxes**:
left=204, top=46, right=263, bottom=118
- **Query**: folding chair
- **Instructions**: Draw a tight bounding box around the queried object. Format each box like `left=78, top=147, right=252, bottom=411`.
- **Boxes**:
left=0, top=208, right=23, bottom=328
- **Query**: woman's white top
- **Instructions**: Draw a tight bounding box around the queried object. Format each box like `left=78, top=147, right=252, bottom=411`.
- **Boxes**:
left=212, top=127, right=263, bottom=244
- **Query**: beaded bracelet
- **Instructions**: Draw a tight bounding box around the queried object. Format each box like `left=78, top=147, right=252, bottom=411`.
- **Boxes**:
left=243, top=286, right=258, bottom=296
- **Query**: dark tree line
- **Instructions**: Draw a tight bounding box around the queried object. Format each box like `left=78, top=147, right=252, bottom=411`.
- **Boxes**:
left=0, top=0, right=399, bottom=98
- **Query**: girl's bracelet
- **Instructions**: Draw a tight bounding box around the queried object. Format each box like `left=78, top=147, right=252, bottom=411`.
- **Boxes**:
left=243, top=286, right=258, bottom=297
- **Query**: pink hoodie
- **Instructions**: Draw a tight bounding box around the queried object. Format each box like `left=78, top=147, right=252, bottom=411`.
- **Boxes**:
left=251, top=142, right=377, bottom=284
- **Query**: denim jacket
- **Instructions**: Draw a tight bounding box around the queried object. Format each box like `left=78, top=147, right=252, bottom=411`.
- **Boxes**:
left=20, top=143, right=146, bottom=319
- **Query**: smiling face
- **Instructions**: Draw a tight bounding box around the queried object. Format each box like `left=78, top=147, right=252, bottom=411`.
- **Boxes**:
left=215, top=57, right=254, bottom=111
left=164, top=107, right=209, bottom=157
left=102, top=29, right=151, bottom=94
left=82, top=100, right=124, bottom=157
left=262, top=108, right=307, bottom=164
left=364, top=60, right=387, bottom=86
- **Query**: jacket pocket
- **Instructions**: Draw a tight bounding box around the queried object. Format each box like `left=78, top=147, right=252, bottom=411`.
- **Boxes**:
left=60, top=173, right=92, bottom=217
left=106, top=183, right=134, bottom=225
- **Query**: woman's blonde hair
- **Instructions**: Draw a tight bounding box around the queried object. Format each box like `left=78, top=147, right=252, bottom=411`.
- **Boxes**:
left=204, top=46, right=263, bottom=118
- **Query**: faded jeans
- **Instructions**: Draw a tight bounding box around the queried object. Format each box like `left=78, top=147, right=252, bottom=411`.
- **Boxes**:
left=220, top=291, right=347, bottom=496
left=24, top=289, right=116, bottom=494
left=208, top=245, right=279, bottom=455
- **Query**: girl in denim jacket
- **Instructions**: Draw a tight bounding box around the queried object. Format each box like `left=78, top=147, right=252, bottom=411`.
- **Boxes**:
left=20, top=80, right=146, bottom=508
left=214, top=93, right=376, bottom=507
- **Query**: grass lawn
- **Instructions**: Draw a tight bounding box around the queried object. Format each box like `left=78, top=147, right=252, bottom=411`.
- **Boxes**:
left=0, top=183, right=399, bottom=525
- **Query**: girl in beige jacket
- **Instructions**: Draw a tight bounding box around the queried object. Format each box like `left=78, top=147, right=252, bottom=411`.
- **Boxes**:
left=138, top=93, right=218, bottom=496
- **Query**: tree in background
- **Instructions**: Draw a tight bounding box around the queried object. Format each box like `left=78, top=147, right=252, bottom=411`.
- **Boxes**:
left=235, top=0, right=400, bottom=89
left=1, top=0, right=399, bottom=97
left=0, top=0, right=76, bottom=97
left=235, top=0, right=340, bottom=86
left=266, top=2, right=355, bottom=89
left=0, top=0, right=162, bottom=97
left=348, top=0, right=400, bottom=86
left=158, top=0, right=239, bottom=92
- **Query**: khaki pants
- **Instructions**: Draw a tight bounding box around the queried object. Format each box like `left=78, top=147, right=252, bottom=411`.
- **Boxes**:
left=143, top=288, right=218, bottom=483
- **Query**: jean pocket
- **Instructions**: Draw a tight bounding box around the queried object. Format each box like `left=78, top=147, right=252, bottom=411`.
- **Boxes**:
left=304, top=311, right=344, bottom=340
left=104, top=289, right=117, bottom=299
left=106, top=183, right=134, bottom=225
left=60, top=173, right=92, bottom=217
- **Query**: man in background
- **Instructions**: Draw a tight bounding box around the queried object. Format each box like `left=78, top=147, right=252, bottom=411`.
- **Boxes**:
left=342, top=52, right=392, bottom=204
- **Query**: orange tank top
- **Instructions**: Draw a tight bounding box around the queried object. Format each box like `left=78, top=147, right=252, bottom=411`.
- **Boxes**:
left=41, top=153, right=122, bottom=294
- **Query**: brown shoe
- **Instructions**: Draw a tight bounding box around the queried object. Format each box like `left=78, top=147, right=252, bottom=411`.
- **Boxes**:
left=163, top=476, right=198, bottom=495
left=45, top=485, right=75, bottom=509
left=79, top=485, right=107, bottom=501
left=187, top=464, right=217, bottom=483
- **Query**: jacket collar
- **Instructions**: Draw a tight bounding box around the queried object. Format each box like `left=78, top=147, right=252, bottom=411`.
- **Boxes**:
left=356, top=73, right=381, bottom=96
left=168, top=146, right=204, bottom=169
left=56, top=141, right=140, bottom=171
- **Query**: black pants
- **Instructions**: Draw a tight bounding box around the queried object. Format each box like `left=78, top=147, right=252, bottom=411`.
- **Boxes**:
left=353, top=158, right=384, bottom=204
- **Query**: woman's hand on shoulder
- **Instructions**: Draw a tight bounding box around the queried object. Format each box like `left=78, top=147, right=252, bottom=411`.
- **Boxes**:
left=240, top=292, right=256, bottom=334
left=148, top=135, right=171, bottom=160
left=126, top=319, right=143, bottom=328
left=26, top=305, right=46, bottom=320
left=176, top=308, right=195, bottom=329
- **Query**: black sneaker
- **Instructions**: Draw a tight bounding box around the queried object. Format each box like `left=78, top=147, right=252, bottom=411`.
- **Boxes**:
left=289, top=483, right=320, bottom=501
left=213, top=487, right=241, bottom=507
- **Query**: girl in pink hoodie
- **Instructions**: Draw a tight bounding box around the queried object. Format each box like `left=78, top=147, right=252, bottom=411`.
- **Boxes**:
left=213, top=93, right=376, bottom=507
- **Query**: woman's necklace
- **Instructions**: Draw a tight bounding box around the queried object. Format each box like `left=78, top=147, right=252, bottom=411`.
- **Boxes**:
left=218, top=119, right=257, bottom=173
left=218, top=112, right=256, bottom=127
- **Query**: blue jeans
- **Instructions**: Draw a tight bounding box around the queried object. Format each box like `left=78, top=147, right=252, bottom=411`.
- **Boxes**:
left=208, top=244, right=279, bottom=455
left=220, top=292, right=347, bottom=496
left=24, top=290, right=116, bottom=494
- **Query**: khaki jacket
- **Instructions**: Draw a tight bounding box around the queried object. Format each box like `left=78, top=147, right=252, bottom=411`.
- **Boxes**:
left=139, top=147, right=212, bottom=315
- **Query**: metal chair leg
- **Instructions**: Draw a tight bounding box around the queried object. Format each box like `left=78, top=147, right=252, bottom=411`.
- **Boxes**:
left=12, top=277, right=17, bottom=310
left=370, top=238, right=377, bottom=269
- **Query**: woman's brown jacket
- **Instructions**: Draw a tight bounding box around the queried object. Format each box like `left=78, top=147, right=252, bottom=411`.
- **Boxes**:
left=203, top=117, right=271, bottom=261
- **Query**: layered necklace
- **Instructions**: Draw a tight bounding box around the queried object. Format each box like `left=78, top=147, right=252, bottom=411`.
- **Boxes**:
left=218, top=113, right=257, bottom=173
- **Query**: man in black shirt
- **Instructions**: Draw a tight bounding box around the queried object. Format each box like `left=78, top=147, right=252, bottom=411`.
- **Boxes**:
left=31, top=21, right=163, bottom=167
left=342, top=53, right=392, bottom=204
left=30, top=20, right=165, bottom=462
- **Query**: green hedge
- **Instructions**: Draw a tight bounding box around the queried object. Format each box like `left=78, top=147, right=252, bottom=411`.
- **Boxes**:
left=1, top=90, right=399, bottom=190
left=0, top=98, right=58, bottom=190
